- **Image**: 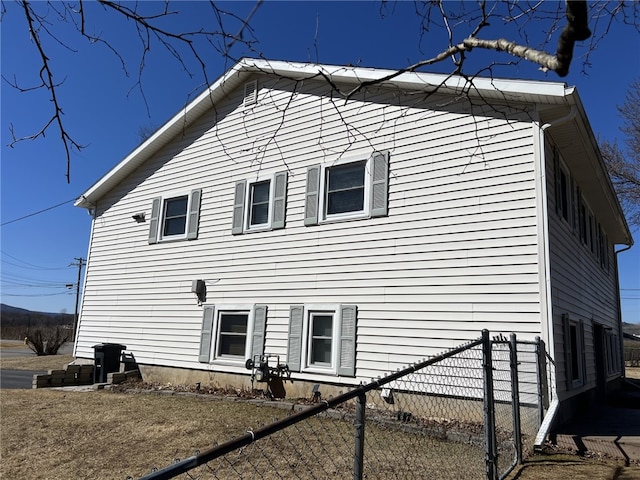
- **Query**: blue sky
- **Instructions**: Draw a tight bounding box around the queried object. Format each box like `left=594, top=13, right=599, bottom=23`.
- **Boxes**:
left=1, top=1, right=639, bottom=322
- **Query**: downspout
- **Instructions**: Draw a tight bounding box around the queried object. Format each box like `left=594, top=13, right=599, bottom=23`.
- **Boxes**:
left=615, top=244, right=633, bottom=380
left=73, top=199, right=97, bottom=357
left=533, top=104, right=577, bottom=450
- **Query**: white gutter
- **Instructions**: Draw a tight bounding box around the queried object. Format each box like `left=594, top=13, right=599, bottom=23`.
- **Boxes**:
left=533, top=103, right=577, bottom=449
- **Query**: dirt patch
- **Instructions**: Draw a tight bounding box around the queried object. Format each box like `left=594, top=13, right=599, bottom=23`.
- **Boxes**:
left=507, top=453, right=634, bottom=480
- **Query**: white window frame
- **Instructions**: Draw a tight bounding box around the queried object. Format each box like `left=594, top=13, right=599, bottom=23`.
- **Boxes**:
left=212, top=305, right=255, bottom=365
left=318, top=156, right=372, bottom=223
left=156, top=191, right=193, bottom=242
left=300, top=304, right=341, bottom=374
left=244, top=176, right=275, bottom=232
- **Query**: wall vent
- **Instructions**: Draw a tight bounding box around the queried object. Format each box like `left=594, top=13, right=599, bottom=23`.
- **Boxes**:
left=244, top=80, right=258, bottom=106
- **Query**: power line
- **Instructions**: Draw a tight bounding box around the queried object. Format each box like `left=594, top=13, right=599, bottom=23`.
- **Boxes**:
left=1, top=197, right=78, bottom=226
left=0, top=251, right=71, bottom=270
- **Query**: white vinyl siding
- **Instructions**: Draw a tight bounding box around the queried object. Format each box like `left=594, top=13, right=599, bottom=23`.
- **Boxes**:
left=76, top=75, right=544, bottom=382
left=546, top=139, right=621, bottom=397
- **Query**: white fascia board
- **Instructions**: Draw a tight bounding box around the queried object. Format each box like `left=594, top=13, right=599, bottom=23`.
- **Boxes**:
left=75, top=58, right=572, bottom=208
left=242, top=58, right=570, bottom=99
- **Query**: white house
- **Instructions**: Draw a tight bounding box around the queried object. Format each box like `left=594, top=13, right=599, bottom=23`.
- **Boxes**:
left=74, top=59, right=632, bottom=419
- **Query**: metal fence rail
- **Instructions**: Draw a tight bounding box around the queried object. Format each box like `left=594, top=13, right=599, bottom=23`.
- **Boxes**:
left=132, top=330, right=550, bottom=480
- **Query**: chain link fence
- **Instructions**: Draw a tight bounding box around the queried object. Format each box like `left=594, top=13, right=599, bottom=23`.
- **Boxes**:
left=131, top=330, right=552, bottom=480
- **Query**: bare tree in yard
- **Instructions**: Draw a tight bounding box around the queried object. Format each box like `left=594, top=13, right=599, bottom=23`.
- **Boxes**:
left=601, top=79, right=640, bottom=230
left=4, top=0, right=639, bottom=182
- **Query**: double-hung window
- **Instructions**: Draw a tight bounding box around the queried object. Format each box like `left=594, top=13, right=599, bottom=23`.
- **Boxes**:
left=163, top=196, right=188, bottom=236
left=562, top=314, right=585, bottom=389
left=287, top=304, right=357, bottom=376
left=304, top=151, right=389, bottom=225
left=198, top=304, right=267, bottom=364
left=217, top=312, right=250, bottom=358
left=232, top=172, right=288, bottom=234
left=309, top=312, right=335, bottom=366
left=553, top=148, right=572, bottom=225
left=148, top=189, right=202, bottom=244
left=325, top=161, right=367, bottom=216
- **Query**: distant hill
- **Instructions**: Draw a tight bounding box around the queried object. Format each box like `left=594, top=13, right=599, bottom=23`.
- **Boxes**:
left=1, top=303, right=67, bottom=317
left=624, top=322, right=640, bottom=337
left=1, top=304, right=74, bottom=341
left=1, top=303, right=73, bottom=328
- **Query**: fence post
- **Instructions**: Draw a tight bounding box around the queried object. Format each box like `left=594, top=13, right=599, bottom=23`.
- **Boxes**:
left=354, top=392, right=366, bottom=480
left=535, top=336, right=549, bottom=427
left=482, top=329, right=497, bottom=480
left=509, top=334, right=523, bottom=465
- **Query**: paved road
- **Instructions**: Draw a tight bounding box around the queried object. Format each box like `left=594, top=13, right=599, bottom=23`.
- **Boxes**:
left=0, top=340, right=73, bottom=389
left=0, top=369, right=46, bottom=389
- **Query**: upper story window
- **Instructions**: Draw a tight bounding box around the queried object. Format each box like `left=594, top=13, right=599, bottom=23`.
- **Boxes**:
left=326, top=161, right=367, bottom=216
left=232, top=172, right=288, bottom=234
left=148, top=189, right=201, bottom=244
left=163, top=196, right=188, bottom=236
left=304, top=151, right=389, bottom=225
left=249, top=180, right=271, bottom=227
left=554, top=148, right=573, bottom=225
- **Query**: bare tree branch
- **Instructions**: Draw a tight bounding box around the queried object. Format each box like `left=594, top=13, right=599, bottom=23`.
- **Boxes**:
left=9, top=0, right=85, bottom=183
left=601, top=79, right=640, bottom=229
left=5, top=0, right=639, bottom=183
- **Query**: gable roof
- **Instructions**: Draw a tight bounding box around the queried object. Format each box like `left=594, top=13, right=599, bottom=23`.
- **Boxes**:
left=75, top=58, right=632, bottom=245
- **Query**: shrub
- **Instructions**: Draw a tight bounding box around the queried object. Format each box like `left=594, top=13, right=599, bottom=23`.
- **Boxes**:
left=24, top=326, right=71, bottom=356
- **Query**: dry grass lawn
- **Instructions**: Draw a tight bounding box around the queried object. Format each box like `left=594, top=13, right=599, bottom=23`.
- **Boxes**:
left=1, top=353, right=74, bottom=371
left=2, top=348, right=639, bottom=479
left=1, top=389, right=289, bottom=479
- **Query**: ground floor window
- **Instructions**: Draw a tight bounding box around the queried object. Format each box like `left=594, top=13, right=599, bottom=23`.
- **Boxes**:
left=563, top=314, right=585, bottom=389
left=217, top=312, right=249, bottom=358
left=605, top=331, right=621, bottom=376
left=287, top=304, right=357, bottom=377
left=198, top=304, right=267, bottom=364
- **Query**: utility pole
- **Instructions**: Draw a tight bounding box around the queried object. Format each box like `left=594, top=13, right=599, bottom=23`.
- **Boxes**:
left=70, top=257, right=86, bottom=342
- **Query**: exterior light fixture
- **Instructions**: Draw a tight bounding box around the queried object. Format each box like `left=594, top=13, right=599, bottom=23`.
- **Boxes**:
left=132, top=213, right=145, bottom=223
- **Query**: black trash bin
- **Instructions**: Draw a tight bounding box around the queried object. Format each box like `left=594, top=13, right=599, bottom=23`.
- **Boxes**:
left=93, top=343, right=126, bottom=383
